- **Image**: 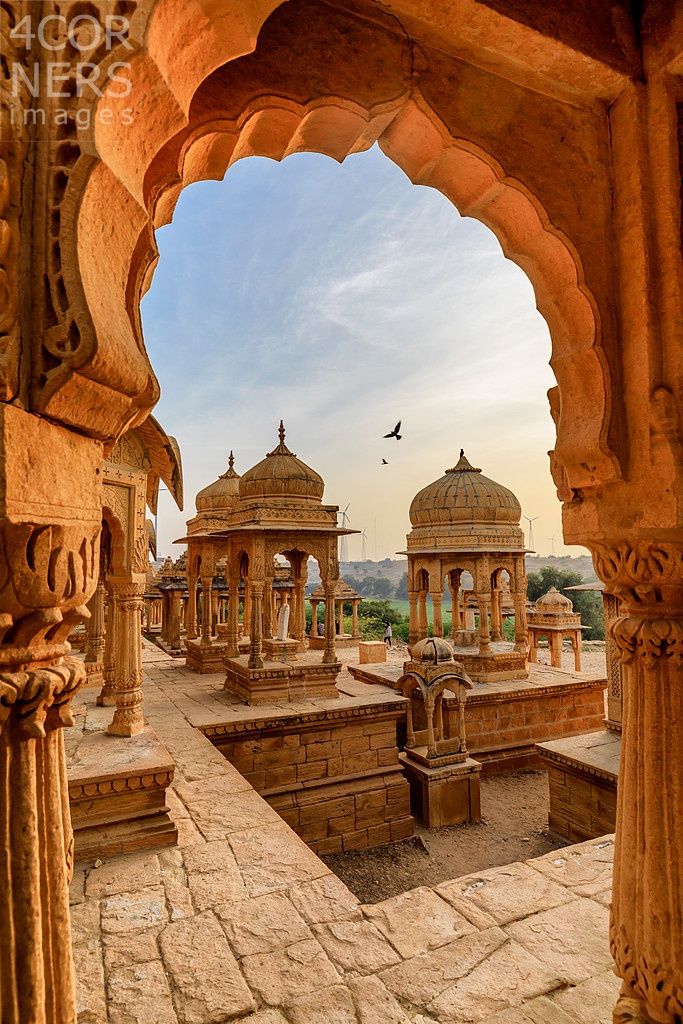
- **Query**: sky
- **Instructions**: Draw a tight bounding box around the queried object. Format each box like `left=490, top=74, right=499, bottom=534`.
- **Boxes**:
left=141, top=144, right=580, bottom=562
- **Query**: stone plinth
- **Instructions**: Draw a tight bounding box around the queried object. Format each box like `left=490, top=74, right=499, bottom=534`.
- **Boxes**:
left=202, top=698, right=413, bottom=854
left=309, top=633, right=357, bottom=650
left=400, top=752, right=481, bottom=827
left=83, top=659, right=104, bottom=687
left=359, top=641, right=387, bottom=664
left=263, top=637, right=300, bottom=662
left=459, top=648, right=528, bottom=682
left=224, top=655, right=340, bottom=704
left=450, top=629, right=478, bottom=647
left=537, top=730, right=619, bottom=842
left=185, top=638, right=228, bottom=674
left=67, top=726, right=177, bottom=861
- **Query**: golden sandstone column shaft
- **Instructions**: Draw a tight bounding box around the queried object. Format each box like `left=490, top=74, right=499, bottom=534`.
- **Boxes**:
left=108, top=580, right=145, bottom=737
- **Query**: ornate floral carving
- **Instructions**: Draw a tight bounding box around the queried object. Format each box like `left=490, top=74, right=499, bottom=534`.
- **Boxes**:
left=610, top=924, right=683, bottom=1023
left=0, top=656, right=84, bottom=738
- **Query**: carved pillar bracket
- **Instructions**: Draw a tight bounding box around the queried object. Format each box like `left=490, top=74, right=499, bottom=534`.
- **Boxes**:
left=107, top=579, right=145, bottom=737
left=591, top=541, right=683, bottom=1024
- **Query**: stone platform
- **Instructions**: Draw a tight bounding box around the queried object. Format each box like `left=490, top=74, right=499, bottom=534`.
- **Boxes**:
left=224, top=652, right=342, bottom=704
left=185, top=637, right=227, bottom=673
left=349, top=660, right=607, bottom=773
left=537, top=730, right=620, bottom=842
left=309, top=633, right=357, bottom=650
left=66, top=720, right=177, bottom=861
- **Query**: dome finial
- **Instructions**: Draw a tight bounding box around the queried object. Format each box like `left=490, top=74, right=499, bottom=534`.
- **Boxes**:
left=446, top=450, right=481, bottom=474
left=228, top=450, right=234, bottom=472
left=279, top=420, right=286, bottom=446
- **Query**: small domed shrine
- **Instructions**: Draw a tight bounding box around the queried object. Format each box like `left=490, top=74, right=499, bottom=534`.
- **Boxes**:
left=178, top=423, right=355, bottom=701
left=402, top=451, right=528, bottom=682
left=528, top=586, right=584, bottom=671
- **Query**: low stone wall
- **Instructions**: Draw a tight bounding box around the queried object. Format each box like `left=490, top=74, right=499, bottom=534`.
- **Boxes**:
left=202, top=707, right=414, bottom=854
left=537, top=731, right=619, bottom=842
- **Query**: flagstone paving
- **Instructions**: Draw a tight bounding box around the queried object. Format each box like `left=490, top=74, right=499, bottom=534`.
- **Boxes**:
left=71, top=645, right=619, bottom=1024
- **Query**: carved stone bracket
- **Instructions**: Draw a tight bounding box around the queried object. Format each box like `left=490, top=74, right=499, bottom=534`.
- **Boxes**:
left=0, top=656, right=85, bottom=739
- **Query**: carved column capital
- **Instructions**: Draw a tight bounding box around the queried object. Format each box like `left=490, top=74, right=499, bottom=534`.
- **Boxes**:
left=0, top=656, right=85, bottom=740
left=590, top=540, right=683, bottom=662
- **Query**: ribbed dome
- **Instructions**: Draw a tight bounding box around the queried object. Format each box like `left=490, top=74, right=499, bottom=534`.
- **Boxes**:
left=409, top=452, right=521, bottom=529
left=412, top=636, right=455, bottom=665
left=535, top=587, right=573, bottom=613
left=195, top=452, right=241, bottom=512
left=240, top=422, right=324, bottom=502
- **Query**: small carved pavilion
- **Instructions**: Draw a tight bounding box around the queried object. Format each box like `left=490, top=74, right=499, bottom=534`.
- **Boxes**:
left=402, top=451, right=528, bottom=682
left=528, top=587, right=584, bottom=671
left=309, top=578, right=362, bottom=647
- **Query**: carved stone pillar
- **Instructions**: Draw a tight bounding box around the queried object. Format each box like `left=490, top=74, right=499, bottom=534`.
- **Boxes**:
left=84, top=580, right=106, bottom=679
left=263, top=578, right=274, bottom=638
left=418, top=591, right=428, bottom=639
left=591, top=542, right=683, bottom=1024
left=322, top=582, right=337, bottom=664
left=432, top=592, right=443, bottom=638
left=311, top=600, right=318, bottom=637
left=490, top=587, right=503, bottom=641
left=97, top=584, right=118, bottom=706
left=513, top=592, right=528, bottom=655
left=0, top=405, right=101, bottom=1023
left=450, top=578, right=461, bottom=635
left=200, top=576, right=213, bottom=647
left=408, top=590, right=419, bottom=647
left=604, top=592, right=623, bottom=731
left=352, top=600, right=360, bottom=639
left=186, top=577, right=198, bottom=639
left=248, top=583, right=264, bottom=669
left=476, top=593, right=492, bottom=654
left=107, top=579, right=145, bottom=737
left=226, top=579, right=240, bottom=658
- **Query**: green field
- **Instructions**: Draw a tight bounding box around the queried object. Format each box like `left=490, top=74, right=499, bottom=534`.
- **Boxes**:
left=388, top=599, right=453, bottom=626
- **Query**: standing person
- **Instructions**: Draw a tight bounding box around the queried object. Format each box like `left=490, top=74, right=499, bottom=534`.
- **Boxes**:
left=384, top=622, right=392, bottom=648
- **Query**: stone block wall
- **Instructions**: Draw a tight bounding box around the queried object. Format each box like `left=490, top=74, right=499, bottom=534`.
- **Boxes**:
left=204, top=709, right=414, bottom=854
left=456, top=682, right=607, bottom=773
left=544, top=761, right=617, bottom=842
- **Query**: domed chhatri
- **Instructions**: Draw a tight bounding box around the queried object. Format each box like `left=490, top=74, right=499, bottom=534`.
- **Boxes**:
left=195, top=451, right=241, bottom=512
left=412, top=636, right=457, bottom=666
left=408, top=451, right=524, bottom=551
left=534, top=586, right=573, bottom=613
left=240, top=421, right=324, bottom=503
left=528, top=587, right=584, bottom=671
left=402, top=450, right=528, bottom=684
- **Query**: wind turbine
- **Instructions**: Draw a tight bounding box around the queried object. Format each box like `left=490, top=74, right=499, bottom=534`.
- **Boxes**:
left=338, top=503, right=351, bottom=563
left=549, top=535, right=556, bottom=557
left=523, top=515, right=539, bottom=551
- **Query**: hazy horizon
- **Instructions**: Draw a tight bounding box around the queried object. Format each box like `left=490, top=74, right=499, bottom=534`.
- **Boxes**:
left=141, top=145, right=585, bottom=562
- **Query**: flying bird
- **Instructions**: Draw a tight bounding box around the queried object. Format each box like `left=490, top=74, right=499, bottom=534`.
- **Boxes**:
left=384, top=420, right=402, bottom=440
left=381, top=459, right=388, bottom=465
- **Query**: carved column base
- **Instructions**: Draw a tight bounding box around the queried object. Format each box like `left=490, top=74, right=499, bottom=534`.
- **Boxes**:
left=0, top=657, right=84, bottom=1024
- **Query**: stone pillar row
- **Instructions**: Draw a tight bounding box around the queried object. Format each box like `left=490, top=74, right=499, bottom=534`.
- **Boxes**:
left=96, top=579, right=145, bottom=736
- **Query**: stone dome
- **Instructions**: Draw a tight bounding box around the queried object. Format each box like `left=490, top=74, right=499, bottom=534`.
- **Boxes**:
left=239, top=422, right=324, bottom=502
left=534, top=586, right=573, bottom=614
left=195, top=452, right=241, bottom=512
left=412, top=636, right=455, bottom=664
left=409, top=452, right=521, bottom=529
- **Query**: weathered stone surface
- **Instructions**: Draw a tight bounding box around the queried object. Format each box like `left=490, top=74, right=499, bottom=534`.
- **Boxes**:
left=101, top=886, right=168, bottom=935
left=175, top=777, right=276, bottom=840
left=349, top=975, right=413, bottom=1023
left=527, top=838, right=614, bottom=897
left=159, top=911, right=256, bottom=1022
left=241, top=938, right=341, bottom=1004
left=85, top=851, right=161, bottom=900
left=364, top=886, right=476, bottom=958
left=285, top=985, right=359, bottom=1024
left=437, top=862, right=575, bottom=926
left=380, top=928, right=508, bottom=1007
left=228, top=822, right=329, bottom=896
left=289, top=875, right=361, bottom=924
left=506, top=899, right=612, bottom=985
left=102, top=927, right=163, bottom=971
left=428, top=940, right=564, bottom=1022
left=73, top=940, right=107, bottom=1024
left=217, top=892, right=312, bottom=956
left=313, top=919, right=401, bottom=975
left=513, top=995, right=581, bottom=1023
left=106, top=961, right=178, bottom=1024
left=71, top=867, right=87, bottom=906
left=232, top=1014, right=289, bottom=1024
left=159, top=854, right=194, bottom=921
left=70, top=900, right=101, bottom=946
left=188, top=865, right=248, bottom=912
left=552, top=970, right=622, bottom=1024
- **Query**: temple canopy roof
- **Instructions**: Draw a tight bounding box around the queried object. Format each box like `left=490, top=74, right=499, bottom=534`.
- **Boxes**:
left=196, top=452, right=240, bottom=512
left=309, top=578, right=361, bottom=602
left=404, top=451, right=525, bottom=555
left=239, top=422, right=324, bottom=503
